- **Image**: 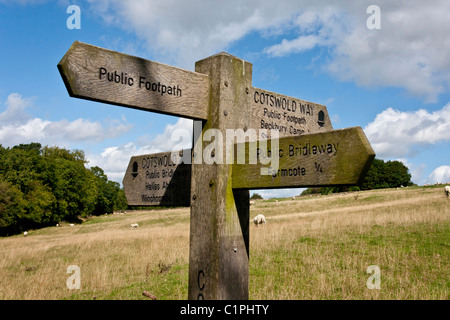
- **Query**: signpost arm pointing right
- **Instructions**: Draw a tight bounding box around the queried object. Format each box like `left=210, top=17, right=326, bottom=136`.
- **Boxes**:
left=232, top=126, right=375, bottom=189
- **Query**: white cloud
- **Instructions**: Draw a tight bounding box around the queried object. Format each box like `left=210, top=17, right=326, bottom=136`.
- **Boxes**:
left=0, top=93, right=132, bottom=148
left=85, top=1, right=450, bottom=101
left=265, top=34, right=323, bottom=57
left=262, top=1, right=450, bottom=102
left=364, top=102, right=450, bottom=158
left=263, top=6, right=347, bottom=57
left=86, top=117, right=193, bottom=183
left=151, top=118, right=193, bottom=152
left=251, top=188, right=305, bottom=199
left=5, top=1, right=450, bottom=101
left=0, top=93, right=34, bottom=124
left=86, top=143, right=139, bottom=182
left=427, top=166, right=450, bottom=184
left=326, top=1, right=450, bottom=103
left=86, top=0, right=337, bottom=68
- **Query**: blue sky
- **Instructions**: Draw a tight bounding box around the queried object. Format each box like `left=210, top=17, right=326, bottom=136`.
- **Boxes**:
left=1, top=0, right=449, bottom=199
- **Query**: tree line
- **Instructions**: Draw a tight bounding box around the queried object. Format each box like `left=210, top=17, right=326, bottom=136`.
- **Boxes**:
left=0, top=143, right=128, bottom=236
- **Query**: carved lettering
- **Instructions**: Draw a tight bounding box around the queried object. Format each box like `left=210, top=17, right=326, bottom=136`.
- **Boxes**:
left=98, top=67, right=182, bottom=97
left=251, top=87, right=331, bottom=139
left=255, top=89, right=314, bottom=116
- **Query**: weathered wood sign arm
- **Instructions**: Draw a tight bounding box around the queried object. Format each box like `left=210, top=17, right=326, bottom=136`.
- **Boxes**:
left=232, top=126, right=375, bottom=189
left=58, top=41, right=210, bottom=120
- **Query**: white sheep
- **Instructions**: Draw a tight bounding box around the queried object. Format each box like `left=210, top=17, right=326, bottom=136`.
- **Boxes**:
left=23, top=231, right=28, bottom=237
left=69, top=224, right=75, bottom=227
left=445, top=186, right=450, bottom=198
left=130, top=223, right=139, bottom=229
left=253, top=214, right=266, bottom=227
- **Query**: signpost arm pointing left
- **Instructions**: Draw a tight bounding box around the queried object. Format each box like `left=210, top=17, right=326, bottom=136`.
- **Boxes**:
left=58, top=41, right=210, bottom=120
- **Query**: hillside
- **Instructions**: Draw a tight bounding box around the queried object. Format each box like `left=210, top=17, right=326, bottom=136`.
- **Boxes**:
left=0, top=186, right=448, bottom=300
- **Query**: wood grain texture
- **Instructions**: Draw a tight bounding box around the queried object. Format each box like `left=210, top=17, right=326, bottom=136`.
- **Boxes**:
left=188, top=53, right=252, bottom=300
left=232, top=126, right=375, bottom=189
left=122, top=150, right=191, bottom=206
left=58, top=41, right=210, bottom=120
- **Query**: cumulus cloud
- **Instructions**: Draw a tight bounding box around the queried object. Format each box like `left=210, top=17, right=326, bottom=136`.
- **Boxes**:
left=86, top=117, right=193, bottom=183
left=427, top=166, right=450, bottom=184
left=251, top=188, right=305, bottom=200
left=151, top=118, right=193, bottom=152
left=0, top=93, right=34, bottom=124
left=364, top=102, right=450, bottom=158
left=85, top=0, right=450, bottom=101
left=0, top=93, right=132, bottom=148
left=263, top=1, right=450, bottom=102
left=0, top=93, right=193, bottom=184
left=326, top=1, right=450, bottom=103
left=86, top=0, right=290, bottom=67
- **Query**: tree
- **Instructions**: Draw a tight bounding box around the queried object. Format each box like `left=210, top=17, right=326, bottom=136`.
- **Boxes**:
left=0, top=180, right=27, bottom=235
left=359, top=158, right=412, bottom=190
left=250, top=193, right=263, bottom=200
left=90, top=166, right=125, bottom=214
left=0, top=143, right=129, bottom=235
left=41, top=146, right=97, bottom=221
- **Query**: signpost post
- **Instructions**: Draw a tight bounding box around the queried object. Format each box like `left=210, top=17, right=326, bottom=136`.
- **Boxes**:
left=58, top=42, right=375, bottom=300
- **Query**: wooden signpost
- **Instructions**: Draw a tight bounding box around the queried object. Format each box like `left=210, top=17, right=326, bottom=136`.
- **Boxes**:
left=58, top=42, right=375, bottom=300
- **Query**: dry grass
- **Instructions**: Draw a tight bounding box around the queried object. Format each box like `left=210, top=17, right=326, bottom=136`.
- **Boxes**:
left=0, top=187, right=448, bottom=300
left=249, top=187, right=449, bottom=299
left=0, top=208, right=191, bottom=299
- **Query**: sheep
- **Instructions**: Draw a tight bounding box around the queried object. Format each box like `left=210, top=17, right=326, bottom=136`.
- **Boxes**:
left=253, top=214, right=266, bottom=227
left=130, top=223, right=139, bottom=229
left=23, top=231, right=28, bottom=237
left=69, top=224, right=75, bottom=227
left=445, top=186, right=450, bottom=198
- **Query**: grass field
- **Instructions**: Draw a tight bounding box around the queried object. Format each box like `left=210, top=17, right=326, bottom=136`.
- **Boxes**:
left=0, top=186, right=448, bottom=300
